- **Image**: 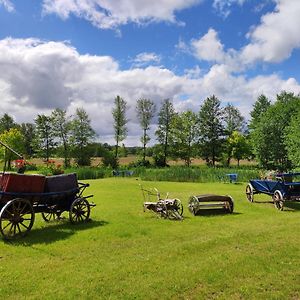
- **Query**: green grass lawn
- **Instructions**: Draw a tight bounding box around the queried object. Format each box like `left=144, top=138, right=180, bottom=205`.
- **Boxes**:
left=0, top=178, right=299, bottom=299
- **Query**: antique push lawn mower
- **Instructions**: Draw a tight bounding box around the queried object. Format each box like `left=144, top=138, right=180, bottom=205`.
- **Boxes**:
left=188, top=194, right=234, bottom=215
left=0, top=141, right=95, bottom=240
left=140, top=185, right=183, bottom=220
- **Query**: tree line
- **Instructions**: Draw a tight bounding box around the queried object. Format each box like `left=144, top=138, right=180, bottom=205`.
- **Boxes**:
left=0, top=108, right=95, bottom=168
left=0, top=91, right=300, bottom=171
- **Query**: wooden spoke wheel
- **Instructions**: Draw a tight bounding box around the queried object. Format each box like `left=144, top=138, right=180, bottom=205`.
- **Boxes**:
left=0, top=198, right=35, bottom=240
left=246, top=184, right=254, bottom=202
left=173, top=199, right=183, bottom=216
left=41, top=211, right=61, bottom=222
left=69, top=198, right=90, bottom=224
left=188, top=196, right=198, bottom=215
left=273, top=190, right=284, bottom=211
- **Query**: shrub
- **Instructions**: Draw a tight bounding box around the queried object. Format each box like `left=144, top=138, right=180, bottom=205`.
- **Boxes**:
left=129, top=159, right=152, bottom=168
left=102, top=151, right=119, bottom=169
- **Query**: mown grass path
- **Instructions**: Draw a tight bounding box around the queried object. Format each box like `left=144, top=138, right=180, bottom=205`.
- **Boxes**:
left=0, top=178, right=299, bottom=299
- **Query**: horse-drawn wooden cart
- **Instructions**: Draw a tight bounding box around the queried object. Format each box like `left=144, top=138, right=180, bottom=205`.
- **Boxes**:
left=0, top=140, right=95, bottom=240
left=0, top=173, right=95, bottom=239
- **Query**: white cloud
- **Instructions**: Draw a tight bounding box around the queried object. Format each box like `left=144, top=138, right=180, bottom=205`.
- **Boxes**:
left=188, top=0, right=300, bottom=69
left=176, top=0, right=300, bottom=76
left=1, top=38, right=300, bottom=145
left=213, top=0, right=246, bottom=18
left=132, top=52, right=161, bottom=67
left=0, top=0, right=14, bottom=12
left=241, top=0, right=300, bottom=64
left=191, top=28, right=225, bottom=62
left=190, top=29, right=241, bottom=72
left=184, top=65, right=202, bottom=79
left=42, top=0, right=201, bottom=30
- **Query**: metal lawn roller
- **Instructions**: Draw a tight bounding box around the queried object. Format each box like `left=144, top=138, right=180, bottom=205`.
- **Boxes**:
left=140, top=185, right=183, bottom=220
left=188, top=194, right=234, bottom=215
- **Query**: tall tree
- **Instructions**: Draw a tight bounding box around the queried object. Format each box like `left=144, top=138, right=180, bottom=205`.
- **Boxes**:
left=251, top=92, right=300, bottom=170
left=198, top=95, right=224, bottom=166
left=155, top=99, right=176, bottom=166
left=70, top=108, right=96, bottom=166
left=34, top=114, right=55, bottom=161
left=170, top=111, right=198, bottom=167
left=285, top=110, right=300, bottom=167
left=223, top=103, right=245, bottom=135
left=20, top=123, right=36, bottom=157
left=136, top=98, right=156, bottom=164
left=223, top=104, right=245, bottom=165
left=249, top=94, right=271, bottom=131
left=51, top=108, right=71, bottom=168
left=0, top=113, right=17, bottom=133
left=112, top=95, right=128, bottom=159
left=227, top=131, right=251, bottom=166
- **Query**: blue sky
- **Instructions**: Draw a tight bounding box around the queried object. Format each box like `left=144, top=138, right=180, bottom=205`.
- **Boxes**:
left=0, top=0, right=300, bottom=145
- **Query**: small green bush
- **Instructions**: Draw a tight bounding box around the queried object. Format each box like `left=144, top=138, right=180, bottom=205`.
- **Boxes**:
left=129, top=159, right=152, bottom=168
left=102, top=151, right=119, bottom=169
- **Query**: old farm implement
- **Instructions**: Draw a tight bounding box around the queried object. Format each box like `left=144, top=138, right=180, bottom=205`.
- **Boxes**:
left=140, top=185, right=183, bottom=220
left=0, top=141, right=95, bottom=240
left=246, top=173, right=300, bottom=210
left=188, top=194, right=234, bottom=215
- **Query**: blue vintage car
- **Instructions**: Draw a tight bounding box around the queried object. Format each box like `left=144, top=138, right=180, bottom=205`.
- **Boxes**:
left=246, top=172, right=300, bottom=210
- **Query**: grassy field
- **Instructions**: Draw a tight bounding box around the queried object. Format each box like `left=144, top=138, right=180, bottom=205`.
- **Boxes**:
left=0, top=178, right=299, bottom=299
left=28, top=155, right=257, bottom=167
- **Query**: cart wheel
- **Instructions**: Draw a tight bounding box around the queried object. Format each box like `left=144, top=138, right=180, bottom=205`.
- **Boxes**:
left=246, top=184, right=254, bottom=202
left=188, top=196, right=198, bottom=215
left=166, top=200, right=183, bottom=220
left=0, top=198, right=35, bottom=240
left=69, top=198, right=90, bottom=224
left=173, top=199, right=183, bottom=216
left=156, top=201, right=168, bottom=219
left=166, top=209, right=183, bottom=220
left=41, top=212, right=61, bottom=222
left=273, top=190, right=284, bottom=211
